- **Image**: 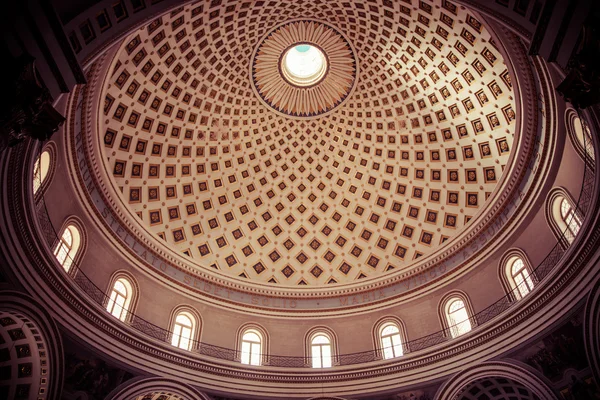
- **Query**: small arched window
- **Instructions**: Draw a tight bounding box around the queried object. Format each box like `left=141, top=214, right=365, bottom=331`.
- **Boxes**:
left=510, top=257, right=534, bottom=299
left=54, top=225, right=81, bottom=272
left=33, top=150, right=51, bottom=195
left=240, top=330, right=262, bottom=366
left=547, top=188, right=583, bottom=247
left=380, top=323, right=403, bottom=359
left=560, top=198, right=582, bottom=238
left=106, top=278, right=133, bottom=321
left=445, top=298, right=472, bottom=338
left=566, top=109, right=595, bottom=164
left=171, top=311, right=196, bottom=350
left=311, top=333, right=332, bottom=368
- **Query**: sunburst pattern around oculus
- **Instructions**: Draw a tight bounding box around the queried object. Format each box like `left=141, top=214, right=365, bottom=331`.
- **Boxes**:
left=251, top=19, right=357, bottom=118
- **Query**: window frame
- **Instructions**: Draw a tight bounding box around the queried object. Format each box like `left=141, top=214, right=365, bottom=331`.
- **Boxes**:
left=31, top=142, right=56, bottom=201
left=546, top=187, right=583, bottom=247
left=565, top=108, right=595, bottom=167
left=438, top=291, right=476, bottom=339
left=560, top=198, right=582, bottom=238
left=107, top=279, right=128, bottom=320
left=33, top=150, right=51, bottom=196
left=240, top=330, right=262, bottom=366
left=171, top=312, right=194, bottom=350
left=236, top=324, right=269, bottom=366
left=511, top=258, right=535, bottom=299
left=53, top=219, right=85, bottom=274
left=310, top=333, right=333, bottom=368
left=305, top=327, right=338, bottom=368
left=372, top=317, right=409, bottom=360
left=499, top=249, right=537, bottom=301
left=380, top=324, right=403, bottom=359
left=104, top=272, right=138, bottom=323
left=168, top=306, right=201, bottom=351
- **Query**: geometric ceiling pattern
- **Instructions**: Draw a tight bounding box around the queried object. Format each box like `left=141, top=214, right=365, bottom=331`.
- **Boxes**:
left=457, top=377, right=541, bottom=400
left=100, top=0, right=516, bottom=286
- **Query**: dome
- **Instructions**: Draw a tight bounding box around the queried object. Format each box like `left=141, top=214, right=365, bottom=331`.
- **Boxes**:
left=1, top=0, right=599, bottom=399
left=99, top=1, right=516, bottom=287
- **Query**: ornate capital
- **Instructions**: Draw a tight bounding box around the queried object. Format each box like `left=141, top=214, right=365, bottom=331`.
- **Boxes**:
left=0, top=54, right=65, bottom=152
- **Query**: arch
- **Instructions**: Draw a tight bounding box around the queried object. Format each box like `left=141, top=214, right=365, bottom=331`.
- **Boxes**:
left=372, top=316, right=409, bottom=359
left=305, top=326, right=338, bottom=368
left=565, top=108, right=595, bottom=166
left=499, top=248, right=537, bottom=301
left=53, top=217, right=86, bottom=275
left=236, top=323, right=269, bottom=366
left=105, top=271, right=139, bottom=323
left=105, top=376, right=211, bottom=400
left=168, top=306, right=202, bottom=351
left=434, top=361, right=559, bottom=400
left=438, top=291, right=476, bottom=339
left=0, top=291, right=64, bottom=400
left=32, top=142, right=57, bottom=200
left=545, top=187, right=582, bottom=247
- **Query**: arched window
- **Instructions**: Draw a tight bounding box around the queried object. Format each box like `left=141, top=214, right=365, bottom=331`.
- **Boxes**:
left=54, top=225, right=81, bottom=272
left=373, top=317, right=409, bottom=359
left=171, top=311, right=197, bottom=351
left=106, top=278, right=134, bottom=321
left=547, top=188, right=583, bottom=247
left=560, top=198, right=582, bottom=238
left=444, top=297, right=472, bottom=338
left=566, top=109, right=595, bottom=164
left=33, top=150, right=51, bottom=195
left=500, top=250, right=536, bottom=301
left=510, top=257, right=534, bottom=299
left=240, top=329, right=262, bottom=366
left=380, top=323, right=403, bottom=359
left=311, top=333, right=332, bottom=368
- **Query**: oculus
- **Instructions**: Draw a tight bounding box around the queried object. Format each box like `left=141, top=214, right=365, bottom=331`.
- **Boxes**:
left=281, top=44, right=328, bottom=87
left=251, top=19, right=357, bottom=118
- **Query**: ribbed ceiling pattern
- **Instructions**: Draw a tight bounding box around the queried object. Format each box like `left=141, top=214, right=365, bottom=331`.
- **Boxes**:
left=457, top=377, right=540, bottom=400
left=100, top=0, right=516, bottom=286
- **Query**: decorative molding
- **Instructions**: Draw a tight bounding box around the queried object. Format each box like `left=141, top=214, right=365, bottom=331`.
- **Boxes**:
left=250, top=19, right=357, bottom=118
left=584, top=276, right=600, bottom=383
left=434, top=361, right=559, bottom=400
left=105, top=376, right=211, bottom=400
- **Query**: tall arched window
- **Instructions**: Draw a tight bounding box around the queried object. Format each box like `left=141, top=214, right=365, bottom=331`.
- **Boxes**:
left=106, top=278, right=134, bottom=321
left=560, top=198, right=582, bottom=238
left=443, top=297, right=472, bottom=338
left=380, top=323, right=403, bottom=359
left=171, top=311, right=196, bottom=351
left=311, top=333, right=332, bottom=368
left=240, top=329, right=262, bottom=366
left=510, top=257, right=534, bottom=299
left=566, top=109, right=595, bottom=164
left=33, top=150, right=51, bottom=195
left=500, top=250, right=536, bottom=301
left=547, top=188, right=582, bottom=246
left=54, top=225, right=81, bottom=272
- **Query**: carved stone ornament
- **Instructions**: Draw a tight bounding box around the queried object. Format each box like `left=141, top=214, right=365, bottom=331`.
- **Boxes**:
left=557, top=18, right=600, bottom=110
left=0, top=54, right=65, bottom=152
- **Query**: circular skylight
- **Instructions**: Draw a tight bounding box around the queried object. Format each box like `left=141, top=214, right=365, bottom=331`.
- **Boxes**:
left=281, top=44, right=327, bottom=87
